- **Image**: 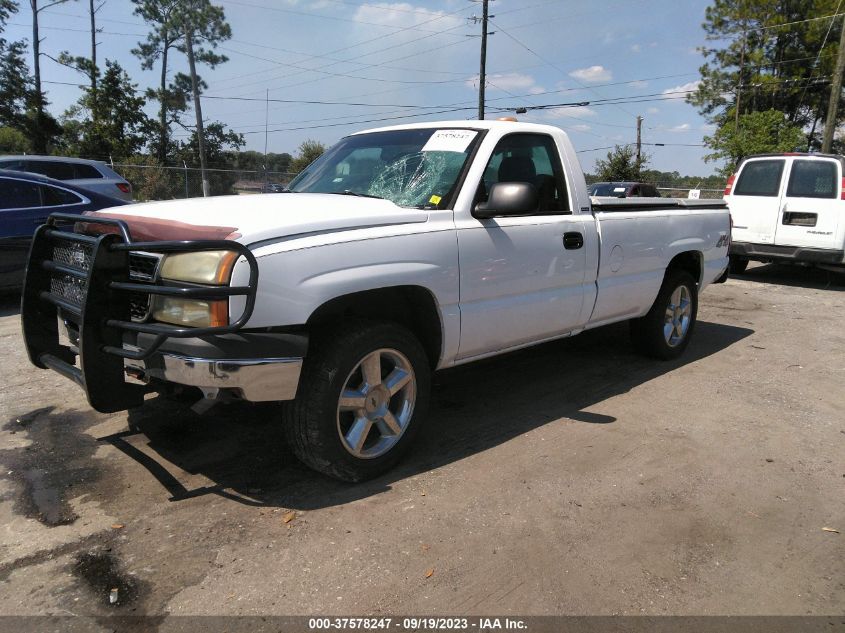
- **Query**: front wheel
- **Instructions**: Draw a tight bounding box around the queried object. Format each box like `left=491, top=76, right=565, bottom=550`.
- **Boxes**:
left=630, top=269, right=698, bottom=360
left=283, top=320, right=430, bottom=482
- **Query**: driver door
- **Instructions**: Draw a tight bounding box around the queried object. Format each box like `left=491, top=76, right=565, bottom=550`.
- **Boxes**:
left=455, top=133, right=588, bottom=360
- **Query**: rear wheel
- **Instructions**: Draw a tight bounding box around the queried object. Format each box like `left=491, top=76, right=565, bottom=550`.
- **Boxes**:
left=284, top=320, right=430, bottom=482
left=729, top=256, right=749, bottom=275
left=631, top=269, right=698, bottom=360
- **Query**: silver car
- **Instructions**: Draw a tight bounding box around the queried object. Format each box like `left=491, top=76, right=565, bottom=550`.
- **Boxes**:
left=0, top=155, right=133, bottom=201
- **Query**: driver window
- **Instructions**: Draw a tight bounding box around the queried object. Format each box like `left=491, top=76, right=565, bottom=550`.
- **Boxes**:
left=477, top=133, right=570, bottom=213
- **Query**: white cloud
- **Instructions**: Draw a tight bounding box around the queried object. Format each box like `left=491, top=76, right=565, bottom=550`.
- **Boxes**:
left=543, top=106, right=598, bottom=120
left=490, top=74, right=538, bottom=91
left=628, top=80, right=648, bottom=89
left=466, top=73, right=545, bottom=96
left=669, top=123, right=691, bottom=132
left=353, top=2, right=463, bottom=30
left=569, top=124, right=592, bottom=132
left=663, top=80, right=701, bottom=95
left=569, top=65, right=612, bottom=83
left=647, top=107, right=660, bottom=114
left=630, top=44, right=641, bottom=53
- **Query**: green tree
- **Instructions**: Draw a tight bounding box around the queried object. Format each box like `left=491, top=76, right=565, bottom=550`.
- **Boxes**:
left=175, top=0, right=231, bottom=196
left=131, top=0, right=184, bottom=162
left=290, top=139, right=327, bottom=175
left=593, top=145, right=648, bottom=181
left=0, top=126, right=29, bottom=152
left=690, top=0, right=843, bottom=157
left=57, top=0, right=102, bottom=127
left=703, top=109, right=805, bottom=176
left=0, top=37, right=30, bottom=132
left=176, top=121, right=244, bottom=195
left=27, top=0, right=73, bottom=153
left=61, top=60, right=153, bottom=161
left=1, top=0, right=17, bottom=26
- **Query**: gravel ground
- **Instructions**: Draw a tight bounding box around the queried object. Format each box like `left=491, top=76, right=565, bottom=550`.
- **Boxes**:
left=0, top=262, right=843, bottom=625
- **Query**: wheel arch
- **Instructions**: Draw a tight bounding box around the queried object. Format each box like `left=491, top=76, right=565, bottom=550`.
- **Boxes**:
left=306, top=285, right=444, bottom=369
left=666, top=250, right=703, bottom=286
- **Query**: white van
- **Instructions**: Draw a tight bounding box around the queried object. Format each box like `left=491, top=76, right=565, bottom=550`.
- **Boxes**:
left=724, top=153, right=844, bottom=273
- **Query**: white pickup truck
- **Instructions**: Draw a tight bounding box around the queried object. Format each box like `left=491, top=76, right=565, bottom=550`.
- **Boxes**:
left=22, top=120, right=730, bottom=481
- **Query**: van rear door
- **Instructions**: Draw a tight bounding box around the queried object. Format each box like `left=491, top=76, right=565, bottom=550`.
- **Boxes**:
left=775, top=157, right=842, bottom=251
left=729, top=158, right=786, bottom=245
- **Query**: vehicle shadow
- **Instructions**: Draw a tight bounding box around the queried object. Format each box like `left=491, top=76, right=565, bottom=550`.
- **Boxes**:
left=104, top=319, right=753, bottom=510
left=0, top=292, right=21, bottom=318
left=734, top=262, right=845, bottom=290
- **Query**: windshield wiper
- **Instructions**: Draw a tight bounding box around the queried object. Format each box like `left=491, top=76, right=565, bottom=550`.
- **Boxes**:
left=329, top=190, right=384, bottom=199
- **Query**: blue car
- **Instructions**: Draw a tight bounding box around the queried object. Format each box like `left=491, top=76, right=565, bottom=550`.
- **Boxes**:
left=0, top=170, right=128, bottom=291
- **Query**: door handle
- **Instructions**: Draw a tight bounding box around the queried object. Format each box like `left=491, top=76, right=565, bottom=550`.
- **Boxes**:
left=563, top=232, right=583, bottom=249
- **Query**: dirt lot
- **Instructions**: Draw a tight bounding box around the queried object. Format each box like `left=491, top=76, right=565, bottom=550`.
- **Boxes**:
left=0, top=263, right=843, bottom=623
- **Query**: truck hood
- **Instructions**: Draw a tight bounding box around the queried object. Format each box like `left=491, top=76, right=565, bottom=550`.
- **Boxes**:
left=88, top=193, right=429, bottom=244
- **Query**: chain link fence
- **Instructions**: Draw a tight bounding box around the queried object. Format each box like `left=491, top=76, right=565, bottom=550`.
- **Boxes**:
left=110, top=161, right=727, bottom=202
left=111, top=162, right=297, bottom=201
left=656, top=186, right=725, bottom=199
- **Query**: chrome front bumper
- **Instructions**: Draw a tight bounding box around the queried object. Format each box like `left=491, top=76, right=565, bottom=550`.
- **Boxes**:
left=126, top=353, right=303, bottom=401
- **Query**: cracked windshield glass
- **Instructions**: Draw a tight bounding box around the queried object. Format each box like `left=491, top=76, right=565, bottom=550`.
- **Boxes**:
left=287, top=128, right=479, bottom=208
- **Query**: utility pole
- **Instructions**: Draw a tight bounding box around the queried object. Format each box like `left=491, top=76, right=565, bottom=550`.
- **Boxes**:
left=636, top=115, right=643, bottom=165
left=822, top=16, right=845, bottom=153
left=470, top=0, right=493, bottom=120
left=263, top=88, right=269, bottom=191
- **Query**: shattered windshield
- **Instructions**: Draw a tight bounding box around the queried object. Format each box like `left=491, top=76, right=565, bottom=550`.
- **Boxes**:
left=287, top=128, right=480, bottom=209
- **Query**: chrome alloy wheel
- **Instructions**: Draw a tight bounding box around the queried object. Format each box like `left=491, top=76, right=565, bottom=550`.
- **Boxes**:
left=664, top=284, right=692, bottom=348
left=336, top=348, right=417, bottom=459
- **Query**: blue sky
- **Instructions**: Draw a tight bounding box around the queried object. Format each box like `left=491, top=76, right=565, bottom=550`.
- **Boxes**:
left=4, top=0, right=722, bottom=175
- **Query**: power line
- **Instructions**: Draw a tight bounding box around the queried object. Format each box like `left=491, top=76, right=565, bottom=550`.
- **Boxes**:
left=210, top=3, right=475, bottom=93
left=487, top=18, right=638, bottom=119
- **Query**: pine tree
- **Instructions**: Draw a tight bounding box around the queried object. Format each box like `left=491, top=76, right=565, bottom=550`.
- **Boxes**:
left=689, top=0, right=844, bottom=166
left=593, top=145, right=648, bottom=182
left=175, top=0, right=231, bottom=196
left=61, top=60, right=153, bottom=161
left=131, top=0, right=183, bottom=162
left=27, top=0, right=73, bottom=153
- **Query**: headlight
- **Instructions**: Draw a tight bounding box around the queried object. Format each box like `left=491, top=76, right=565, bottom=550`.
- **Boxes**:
left=153, top=250, right=238, bottom=327
left=159, top=250, right=238, bottom=285
left=152, top=297, right=228, bottom=328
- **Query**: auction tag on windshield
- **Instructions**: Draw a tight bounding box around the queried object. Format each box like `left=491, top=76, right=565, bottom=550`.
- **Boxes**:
left=422, top=129, right=477, bottom=153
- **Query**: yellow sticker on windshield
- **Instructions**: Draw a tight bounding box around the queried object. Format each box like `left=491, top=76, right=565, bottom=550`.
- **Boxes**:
left=429, top=195, right=442, bottom=205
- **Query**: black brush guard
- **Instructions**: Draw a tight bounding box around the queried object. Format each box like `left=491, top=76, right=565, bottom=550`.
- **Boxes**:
left=21, top=213, right=259, bottom=413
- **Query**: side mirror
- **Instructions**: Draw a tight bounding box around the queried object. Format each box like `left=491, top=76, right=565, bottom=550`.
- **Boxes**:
left=473, top=182, right=539, bottom=219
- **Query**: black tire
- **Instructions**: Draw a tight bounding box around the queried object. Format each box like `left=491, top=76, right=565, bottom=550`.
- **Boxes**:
left=630, top=269, right=698, bottom=360
left=283, top=320, right=431, bottom=482
left=729, top=256, right=749, bottom=275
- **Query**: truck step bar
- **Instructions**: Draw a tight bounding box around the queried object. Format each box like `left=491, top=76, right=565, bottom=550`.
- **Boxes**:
left=21, top=212, right=259, bottom=413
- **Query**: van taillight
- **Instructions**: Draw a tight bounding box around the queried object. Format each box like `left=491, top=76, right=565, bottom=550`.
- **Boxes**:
left=841, top=177, right=845, bottom=200
left=724, top=174, right=736, bottom=196
left=117, top=182, right=131, bottom=194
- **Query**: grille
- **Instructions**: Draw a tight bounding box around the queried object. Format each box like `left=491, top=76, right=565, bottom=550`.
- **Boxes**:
left=53, top=240, right=93, bottom=272
left=127, top=252, right=162, bottom=321
left=129, top=252, right=161, bottom=281
left=50, top=273, right=87, bottom=305
left=48, top=244, right=161, bottom=321
left=51, top=240, right=93, bottom=307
